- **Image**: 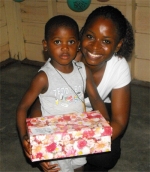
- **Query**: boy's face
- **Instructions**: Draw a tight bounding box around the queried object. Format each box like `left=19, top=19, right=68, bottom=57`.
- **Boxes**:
left=43, top=27, right=80, bottom=70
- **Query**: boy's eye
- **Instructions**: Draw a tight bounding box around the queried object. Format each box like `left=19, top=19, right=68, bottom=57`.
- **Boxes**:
left=54, top=40, right=61, bottom=44
left=68, top=40, right=75, bottom=45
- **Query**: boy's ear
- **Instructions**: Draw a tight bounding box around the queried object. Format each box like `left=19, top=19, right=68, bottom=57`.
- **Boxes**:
left=115, top=39, right=123, bottom=53
left=42, top=40, right=48, bottom=51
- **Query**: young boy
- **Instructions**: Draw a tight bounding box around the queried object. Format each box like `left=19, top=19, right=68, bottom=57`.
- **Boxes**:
left=16, top=15, right=109, bottom=172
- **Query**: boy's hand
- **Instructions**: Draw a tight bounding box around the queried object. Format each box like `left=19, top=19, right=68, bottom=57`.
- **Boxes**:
left=39, top=161, right=60, bottom=172
left=22, top=135, right=60, bottom=171
left=22, top=135, right=31, bottom=159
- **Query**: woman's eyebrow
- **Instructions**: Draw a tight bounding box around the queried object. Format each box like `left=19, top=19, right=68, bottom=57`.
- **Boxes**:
left=85, top=29, right=94, bottom=34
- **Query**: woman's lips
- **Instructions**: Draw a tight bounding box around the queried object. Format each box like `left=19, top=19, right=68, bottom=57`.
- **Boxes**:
left=88, top=52, right=102, bottom=59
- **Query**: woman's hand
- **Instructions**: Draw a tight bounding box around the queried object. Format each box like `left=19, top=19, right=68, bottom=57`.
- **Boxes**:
left=22, top=135, right=31, bottom=159
left=39, top=161, right=60, bottom=172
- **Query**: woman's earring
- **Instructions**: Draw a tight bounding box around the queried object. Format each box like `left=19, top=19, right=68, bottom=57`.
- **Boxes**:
left=114, top=52, right=118, bottom=56
left=77, top=47, right=81, bottom=52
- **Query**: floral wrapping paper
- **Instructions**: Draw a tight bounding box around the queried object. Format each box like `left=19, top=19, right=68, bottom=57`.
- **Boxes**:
left=26, top=111, right=112, bottom=162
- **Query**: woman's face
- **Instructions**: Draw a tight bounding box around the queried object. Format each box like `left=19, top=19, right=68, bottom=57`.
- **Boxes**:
left=81, top=17, right=122, bottom=67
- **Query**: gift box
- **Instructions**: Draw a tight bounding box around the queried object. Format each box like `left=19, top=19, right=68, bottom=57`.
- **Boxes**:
left=26, top=111, right=112, bottom=162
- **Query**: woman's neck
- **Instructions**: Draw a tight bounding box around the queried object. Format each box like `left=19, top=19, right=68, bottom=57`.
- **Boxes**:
left=81, top=57, right=107, bottom=74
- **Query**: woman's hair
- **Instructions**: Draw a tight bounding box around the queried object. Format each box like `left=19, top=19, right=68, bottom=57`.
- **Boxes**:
left=45, top=15, right=79, bottom=41
left=80, top=5, right=134, bottom=60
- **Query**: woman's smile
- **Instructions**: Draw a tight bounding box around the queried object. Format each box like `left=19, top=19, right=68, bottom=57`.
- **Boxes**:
left=88, top=51, right=103, bottom=59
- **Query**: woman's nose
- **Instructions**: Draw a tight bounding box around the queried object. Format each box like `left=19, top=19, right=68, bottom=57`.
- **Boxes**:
left=92, top=40, right=101, bottom=50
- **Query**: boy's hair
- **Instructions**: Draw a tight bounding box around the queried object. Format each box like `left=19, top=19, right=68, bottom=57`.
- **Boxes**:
left=45, top=15, right=79, bottom=41
left=80, top=5, right=134, bottom=60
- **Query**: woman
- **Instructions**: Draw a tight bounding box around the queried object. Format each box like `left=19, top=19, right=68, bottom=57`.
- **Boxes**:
left=29, top=5, right=134, bottom=172
left=79, top=5, right=134, bottom=172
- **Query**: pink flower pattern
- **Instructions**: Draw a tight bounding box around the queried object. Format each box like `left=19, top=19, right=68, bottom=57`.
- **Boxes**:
left=77, top=139, right=87, bottom=149
left=46, top=143, right=56, bottom=152
left=26, top=111, right=112, bottom=162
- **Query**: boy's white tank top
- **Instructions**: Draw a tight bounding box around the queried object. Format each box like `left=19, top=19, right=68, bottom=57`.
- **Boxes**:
left=39, top=58, right=86, bottom=116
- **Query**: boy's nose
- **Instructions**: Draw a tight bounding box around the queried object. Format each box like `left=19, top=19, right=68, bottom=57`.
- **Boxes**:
left=61, top=44, right=69, bottom=51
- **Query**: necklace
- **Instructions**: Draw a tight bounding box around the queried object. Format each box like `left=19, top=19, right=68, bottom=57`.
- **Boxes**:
left=54, top=62, right=86, bottom=112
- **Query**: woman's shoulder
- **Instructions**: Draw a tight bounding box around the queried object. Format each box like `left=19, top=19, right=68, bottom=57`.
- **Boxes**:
left=107, top=55, right=129, bottom=72
left=108, top=55, right=128, bottom=65
left=105, top=55, right=131, bottom=88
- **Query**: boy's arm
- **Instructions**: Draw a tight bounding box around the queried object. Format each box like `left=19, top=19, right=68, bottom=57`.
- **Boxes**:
left=16, top=71, right=48, bottom=158
left=85, top=66, right=110, bottom=121
left=29, top=98, right=42, bottom=118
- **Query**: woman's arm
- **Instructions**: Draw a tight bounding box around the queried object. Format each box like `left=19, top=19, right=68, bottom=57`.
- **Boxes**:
left=85, top=66, right=110, bottom=121
left=110, top=84, right=131, bottom=140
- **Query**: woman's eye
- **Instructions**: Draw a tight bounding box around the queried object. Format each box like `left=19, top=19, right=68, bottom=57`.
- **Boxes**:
left=54, top=40, right=61, bottom=44
left=103, top=40, right=111, bottom=44
left=86, top=34, right=93, bottom=39
left=68, top=40, right=75, bottom=45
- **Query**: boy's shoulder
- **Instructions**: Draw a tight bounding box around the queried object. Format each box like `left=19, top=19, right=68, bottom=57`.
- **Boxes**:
left=73, top=60, right=85, bottom=67
left=73, top=60, right=86, bottom=77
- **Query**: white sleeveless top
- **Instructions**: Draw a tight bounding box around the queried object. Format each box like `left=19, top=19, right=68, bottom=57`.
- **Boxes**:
left=39, top=59, right=86, bottom=116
